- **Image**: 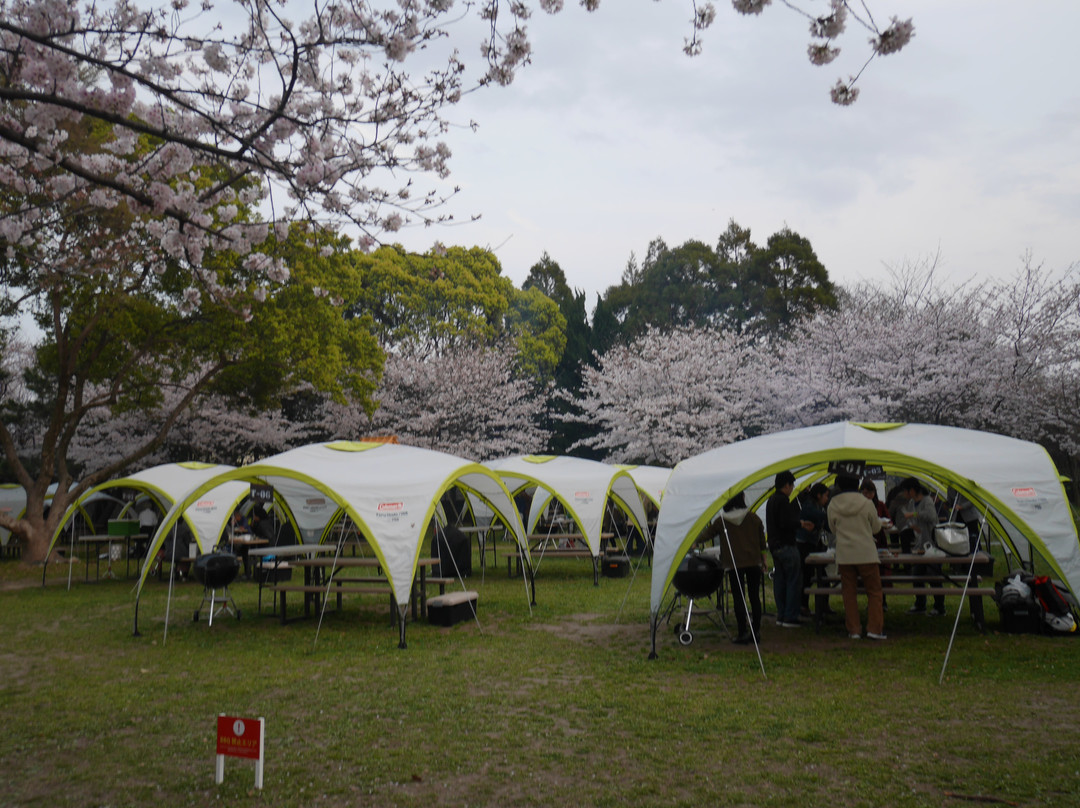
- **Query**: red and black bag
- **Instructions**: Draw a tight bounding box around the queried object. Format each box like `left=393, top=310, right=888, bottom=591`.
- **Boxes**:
left=1031, top=576, right=1077, bottom=633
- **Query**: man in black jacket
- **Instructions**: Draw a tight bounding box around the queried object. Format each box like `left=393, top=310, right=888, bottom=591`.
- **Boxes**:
left=766, top=470, right=812, bottom=627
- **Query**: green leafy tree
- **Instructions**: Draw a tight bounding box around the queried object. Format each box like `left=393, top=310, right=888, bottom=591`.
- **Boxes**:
left=595, top=222, right=836, bottom=344
left=351, top=244, right=565, bottom=383
left=523, top=253, right=596, bottom=456
left=745, top=228, right=837, bottom=333
left=1, top=207, right=382, bottom=561
left=506, top=286, right=567, bottom=386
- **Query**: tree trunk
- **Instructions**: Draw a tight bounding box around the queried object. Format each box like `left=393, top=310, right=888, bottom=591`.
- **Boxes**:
left=5, top=487, right=69, bottom=565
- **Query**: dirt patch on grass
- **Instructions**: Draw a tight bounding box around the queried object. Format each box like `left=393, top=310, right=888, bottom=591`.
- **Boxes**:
left=531, top=610, right=874, bottom=656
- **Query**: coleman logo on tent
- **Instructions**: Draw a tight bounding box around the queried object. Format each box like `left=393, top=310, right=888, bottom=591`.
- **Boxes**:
left=378, top=502, right=404, bottom=512
left=195, top=499, right=215, bottom=509
left=305, top=497, right=326, bottom=506
left=1012, top=487, right=1037, bottom=499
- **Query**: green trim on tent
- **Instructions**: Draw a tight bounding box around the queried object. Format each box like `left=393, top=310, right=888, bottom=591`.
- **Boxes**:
left=655, top=445, right=1072, bottom=613
left=851, top=421, right=906, bottom=432
left=46, top=479, right=190, bottom=558
left=134, top=466, right=389, bottom=598
left=523, top=455, right=557, bottom=464
left=325, top=440, right=384, bottom=453
left=177, top=461, right=219, bottom=470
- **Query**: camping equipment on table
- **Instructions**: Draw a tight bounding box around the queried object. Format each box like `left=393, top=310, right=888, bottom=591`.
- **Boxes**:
left=670, top=552, right=724, bottom=646
left=933, top=522, right=970, bottom=556
left=193, top=551, right=241, bottom=624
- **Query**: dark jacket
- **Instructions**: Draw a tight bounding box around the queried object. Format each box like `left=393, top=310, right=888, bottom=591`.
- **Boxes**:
left=765, top=490, right=801, bottom=553
left=795, top=498, right=826, bottom=546
left=717, top=507, right=768, bottom=570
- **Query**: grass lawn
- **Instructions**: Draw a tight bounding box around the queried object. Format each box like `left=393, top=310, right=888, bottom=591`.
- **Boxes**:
left=1, top=550, right=1079, bottom=808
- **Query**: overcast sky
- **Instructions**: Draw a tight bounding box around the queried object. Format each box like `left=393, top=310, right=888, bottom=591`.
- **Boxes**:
left=391, top=0, right=1080, bottom=307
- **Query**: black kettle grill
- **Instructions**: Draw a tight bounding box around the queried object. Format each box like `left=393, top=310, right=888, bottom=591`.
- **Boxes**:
left=192, top=551, right=241, bottom=624
left=671, top=553, right=723, bottom=645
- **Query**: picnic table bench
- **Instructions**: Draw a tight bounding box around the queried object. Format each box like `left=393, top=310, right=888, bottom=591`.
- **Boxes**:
left=804, top=550, right=995, bottom=632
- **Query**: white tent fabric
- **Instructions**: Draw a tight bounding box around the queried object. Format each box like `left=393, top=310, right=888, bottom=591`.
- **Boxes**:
left=484, top=455, right=652, bottom=556
left=45, top=462, right=240, bottom=558
left=615, top=464, right=672, bottom=509
left=136, top=442, right=531, bottom=644
left=2, top=483, right=70, bottom=547
left=0, top=483, right=24, bottom=547
left=650, top=422, right=1080, bottom=619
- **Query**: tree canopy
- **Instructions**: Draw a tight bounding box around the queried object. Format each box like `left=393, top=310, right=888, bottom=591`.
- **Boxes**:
left=350, top=244, right=566, bottom=383
left=594, top=221, right=837, bottom=344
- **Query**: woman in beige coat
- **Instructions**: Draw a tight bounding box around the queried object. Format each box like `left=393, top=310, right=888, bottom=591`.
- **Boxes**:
left=827, top=474, right=885, bottom=640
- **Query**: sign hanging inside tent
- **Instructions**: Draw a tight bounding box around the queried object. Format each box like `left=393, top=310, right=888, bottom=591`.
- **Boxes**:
left=827, top=460, right=885, bottom=479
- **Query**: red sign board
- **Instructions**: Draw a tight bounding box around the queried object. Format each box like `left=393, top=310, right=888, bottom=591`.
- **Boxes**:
left=217, top=715, right=262, bottom=760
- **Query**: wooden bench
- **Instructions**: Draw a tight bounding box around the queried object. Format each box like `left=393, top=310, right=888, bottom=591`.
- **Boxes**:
left=804, top=585, right=996, bottom=632
left=501, top=548, right=600, bottom=584
left=266, top=581, right=395, bottom=624
left=813, top=574, right=987, bottom=586
left=805, top=586, right=995, bottom=598
left=426, top=576, right=455, bottom=595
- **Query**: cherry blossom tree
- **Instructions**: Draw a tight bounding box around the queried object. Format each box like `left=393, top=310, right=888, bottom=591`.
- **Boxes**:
left=1, top=0, right=914, bottom=302
left=769, top=257, right=1080, bottom=453
left=569, top=258, right=1080, bottom=475
left=566, top=324, right=772, bottom=465
left=364, top=341, right=549, bottom=460
left=63, top=385, right=307, bottom=469
left=764, top=266, right=1009, bottom=430
left=983, top=256, right=1080, bottom=477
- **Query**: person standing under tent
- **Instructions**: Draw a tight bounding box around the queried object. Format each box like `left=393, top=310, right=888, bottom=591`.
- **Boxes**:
left=861, top=478, right=892, bottom=610
left=828, top=473, right=886, bottom=640
left=766, top=470, right=813, bottom=628
left=250, top=506, right=275, bottom=543
left=888, top=485, right=916, bottom=555
left=947, top=486, right=981, bottom=551
left=716, top=492, right=769, bottom=645
left=902, top=478, right=947, bottom=616
left=948, top=486, right=993, bottom=578
left=136, top=502, right=159, bottom=560
left=796, top=482, right=831, bottom=618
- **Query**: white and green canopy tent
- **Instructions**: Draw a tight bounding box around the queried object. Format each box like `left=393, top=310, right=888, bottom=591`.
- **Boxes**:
left=616, top=464, right=672, bottom=510
left=648, top=422, right=1080, bottom=656
left=44, top=462, right=243, bottom=565
left=1, top=483, right=26, bottom=550
left=136, top=441, right=532, bottom=647
left=485, top=455, right=653, bottom=561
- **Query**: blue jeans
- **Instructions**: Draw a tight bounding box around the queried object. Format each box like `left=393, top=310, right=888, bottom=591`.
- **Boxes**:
left=772, top=544, right=802, bottom=623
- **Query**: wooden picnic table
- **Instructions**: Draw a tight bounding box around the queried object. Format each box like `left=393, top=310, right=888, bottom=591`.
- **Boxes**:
left=78, top=533, right=148, bottom=580
left=803, top=550, right=995, bottom=631
left=264, top=555, right=440, bottom=624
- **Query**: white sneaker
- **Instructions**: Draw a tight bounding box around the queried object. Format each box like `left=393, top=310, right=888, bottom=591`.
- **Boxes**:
left=849, top=633, right=862, bottom=640
left=867, top=632, right=887, bottom=640
left=926, top=608, right=946, bottom=617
